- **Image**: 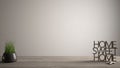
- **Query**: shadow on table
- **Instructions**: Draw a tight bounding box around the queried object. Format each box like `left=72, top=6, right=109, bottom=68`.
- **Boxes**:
left=0, top=61, right=2, bottom=63
left=68, top=60, right=106, bottom=64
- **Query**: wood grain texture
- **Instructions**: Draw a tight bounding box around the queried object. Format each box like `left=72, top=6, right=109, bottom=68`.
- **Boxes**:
left=0, top=56, right=120, bottom=68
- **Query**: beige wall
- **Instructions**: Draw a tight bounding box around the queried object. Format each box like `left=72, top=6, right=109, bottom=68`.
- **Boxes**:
left=0, top=0, right=120, bottom=56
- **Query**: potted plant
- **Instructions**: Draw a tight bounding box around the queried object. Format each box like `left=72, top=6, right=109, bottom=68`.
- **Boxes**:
left=2, top=42, right=17, bottom=63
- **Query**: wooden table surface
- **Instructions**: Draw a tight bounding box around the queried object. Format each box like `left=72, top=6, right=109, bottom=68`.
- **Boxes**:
left=0, top=56, right=120, bottom=68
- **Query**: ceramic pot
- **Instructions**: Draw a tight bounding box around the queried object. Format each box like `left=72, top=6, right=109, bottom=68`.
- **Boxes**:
left=2, top=53, right=17, bottom=63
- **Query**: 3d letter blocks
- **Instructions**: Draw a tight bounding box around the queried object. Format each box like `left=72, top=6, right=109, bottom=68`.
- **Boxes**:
left=93, top=41, right=117, bottom=62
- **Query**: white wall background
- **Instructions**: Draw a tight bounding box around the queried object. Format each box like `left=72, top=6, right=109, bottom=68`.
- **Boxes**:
left=0, top=0, right=120, bottom=56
